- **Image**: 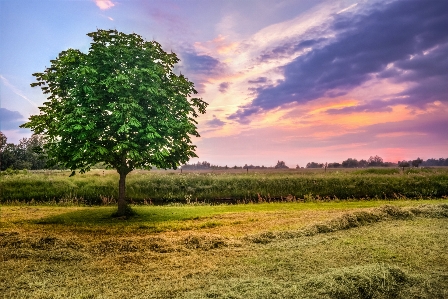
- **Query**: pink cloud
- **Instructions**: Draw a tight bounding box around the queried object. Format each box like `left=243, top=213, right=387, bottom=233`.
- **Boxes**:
left=94, top=0, right=115, bottom=10
left=194, top=35, right=239, bottom=56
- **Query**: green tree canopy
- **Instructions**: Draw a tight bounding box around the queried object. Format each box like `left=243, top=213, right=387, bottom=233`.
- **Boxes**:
left=21, top=29, right=207, bottom=216
left=0, top=131, right=6, bottom=151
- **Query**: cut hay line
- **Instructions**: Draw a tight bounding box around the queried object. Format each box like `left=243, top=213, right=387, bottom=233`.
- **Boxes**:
left=2, top=204, right=446, bottom=256
left=247, top=204, right=448, bottom=244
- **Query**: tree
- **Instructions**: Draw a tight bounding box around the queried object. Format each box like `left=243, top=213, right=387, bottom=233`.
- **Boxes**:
left=368, top=155, right=384, bottom=167
left=274, top=160, right=289, bottom=169
left=16, top=135, right=48, bottom=170
left=0, top=143, right=22, bottom=170
left=398, top=160, right=410, bottom=171
left=21, top=29, right=207, bottom=216
left=422, top=158, right=448, bottom=166
left=0, top=131, right=6, bottom=151
left=358, top=159, right=368, bottom=168
left=0, top=133, right=50, bottom=171
left=306, top=162, right=324, bottom=168
left=0, top=131, right=6, bottom=170
left=412, top=158, right=423, bottom=168
left=341, top=158, right=358, bottom=168
left=328, top=162, right=341, bottom=168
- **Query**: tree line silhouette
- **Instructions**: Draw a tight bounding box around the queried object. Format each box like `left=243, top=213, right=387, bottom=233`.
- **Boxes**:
left=1, top=132, right=447, bottom=171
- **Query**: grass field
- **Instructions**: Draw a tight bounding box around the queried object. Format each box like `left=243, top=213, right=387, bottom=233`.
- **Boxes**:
left=1, top=200, right=447, bottom=298
left=1, top=167, right=448, bottom=204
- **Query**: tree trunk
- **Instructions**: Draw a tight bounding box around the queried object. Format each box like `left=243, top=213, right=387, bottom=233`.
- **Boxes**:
left=117, top=171, right=128, bottom=216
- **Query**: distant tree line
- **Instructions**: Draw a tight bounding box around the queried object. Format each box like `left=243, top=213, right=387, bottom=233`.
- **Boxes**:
left=422, top=158, right=448, bottom=166
left=181, top=160, right=288, bottom=170
left=0, top=132, right=56, bottom=171
left=2, top=131, right=447, bottom=171
left=308, top=156, right=431, bottom=169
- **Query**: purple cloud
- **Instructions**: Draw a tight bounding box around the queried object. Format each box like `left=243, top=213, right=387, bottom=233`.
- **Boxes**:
left=326, top=100, right=393, bottom=115
left=181, top=52, right=225, bottom=76
left=384, top=43, right=448, bottom=107
left=228, top=106, right=261, bottom=124
left=256, top=38, right=327, bottom=63
left=0, top=108, right=24, bottom=130
left=231, top=1, right=448, bottom=123
left=178, top=51, right=227, bottom=93
left=248, top=77, right=268, bottom=84
left=219, top=82, right=230, bottom=93
left=206, top=117, right=226, bottom=128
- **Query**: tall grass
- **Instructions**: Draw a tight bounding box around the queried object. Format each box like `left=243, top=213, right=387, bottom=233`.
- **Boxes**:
left=1, top=168, right=447, bottom=204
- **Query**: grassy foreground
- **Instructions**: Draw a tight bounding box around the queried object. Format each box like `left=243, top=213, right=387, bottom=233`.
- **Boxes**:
left=1, top=200, right=447, bottom=298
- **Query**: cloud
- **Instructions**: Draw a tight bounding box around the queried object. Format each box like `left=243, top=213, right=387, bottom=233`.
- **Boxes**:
left=178, top=51, right=228, bottom=93
left=94, top=0, right=115, bottom=10
left=206, top=117, right=226, bottom=128
left=326, top=100, right=393, bottom=115
left=248, top=77, right=268, bottom=84
left=256, top=38, right=327, bottom=63
left=181, top=52, right=225, bottom=76
left=230, top=0, right=448, bottom=123
left=218, top=82, right=230, bottom=93
left=194, top=35, right=239, bottom=56
left=227, top=106, right=261, bottom=124
left=383, top=43, right=448, bottom=107
left=196, top=112, right=448, bottom=166
left=0, top=108, right=25, bottom=131
left=330, top=118, right=448, bottom=153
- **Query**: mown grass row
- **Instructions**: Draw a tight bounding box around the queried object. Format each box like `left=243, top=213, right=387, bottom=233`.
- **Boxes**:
left=1, top=203, right=447, bottom=298
left=1, top=168, right=447, bottom=204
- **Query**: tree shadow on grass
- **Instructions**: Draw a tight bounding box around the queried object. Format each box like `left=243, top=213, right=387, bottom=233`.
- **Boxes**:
left=31, top=207, right=120, bottom=225
left=28, top=205, right=210, bottom=227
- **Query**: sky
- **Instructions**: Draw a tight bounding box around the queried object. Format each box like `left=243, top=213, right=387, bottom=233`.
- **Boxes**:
left=0, top=0, right=447, bottom=167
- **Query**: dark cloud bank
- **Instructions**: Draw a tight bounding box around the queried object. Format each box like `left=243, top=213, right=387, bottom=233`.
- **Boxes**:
left=230, top=1, right=448, bottom=123
left=0, top=108, right=24, bottom=130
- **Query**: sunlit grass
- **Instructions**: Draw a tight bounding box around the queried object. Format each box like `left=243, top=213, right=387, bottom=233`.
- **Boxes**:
left=1, top=201, right=447, bottom=298
left=3, top=199, right=446, bottom=235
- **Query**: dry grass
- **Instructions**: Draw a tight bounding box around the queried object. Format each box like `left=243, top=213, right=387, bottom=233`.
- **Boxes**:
left=1, top=201, right=447, bottom=298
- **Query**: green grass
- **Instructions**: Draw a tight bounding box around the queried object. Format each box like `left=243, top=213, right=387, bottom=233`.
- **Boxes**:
left=1, top=201, right=447, bottom=298
left=353, top=168, right=400, bottom=175
left=3, top=200, right=443, bottom=232
left=1, top=167, right=448, bottom=204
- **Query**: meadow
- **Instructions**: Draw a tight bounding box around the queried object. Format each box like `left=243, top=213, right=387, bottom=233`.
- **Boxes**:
left=1, top=200, right=447, bottom=298
left=1, top=168, right=447, bottom=298
left=1, top=167, right=448, bottom=204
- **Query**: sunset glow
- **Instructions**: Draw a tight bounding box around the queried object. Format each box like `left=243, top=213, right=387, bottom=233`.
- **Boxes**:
left=1, top=0, right=447, bottom=167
